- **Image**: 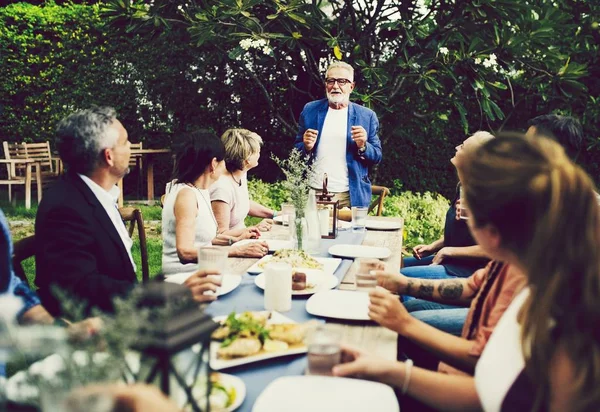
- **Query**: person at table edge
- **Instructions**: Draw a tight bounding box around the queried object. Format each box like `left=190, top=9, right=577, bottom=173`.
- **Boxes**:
left=294, top=61, right=382, bottom=208
left=35, top=106, right=219, bottom=316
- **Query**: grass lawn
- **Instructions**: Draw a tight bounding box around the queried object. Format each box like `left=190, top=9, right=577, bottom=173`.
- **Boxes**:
left=3, top=200, right=165, bottom=288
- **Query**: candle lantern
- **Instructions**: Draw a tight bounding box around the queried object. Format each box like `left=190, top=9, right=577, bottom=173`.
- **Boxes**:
left=132, top=281, right=219, bottom=412
left=316, top=173, right=339, bottom=239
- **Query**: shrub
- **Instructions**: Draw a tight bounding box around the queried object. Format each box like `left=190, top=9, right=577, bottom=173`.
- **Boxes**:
left=383, top=191, right=449, bottom=251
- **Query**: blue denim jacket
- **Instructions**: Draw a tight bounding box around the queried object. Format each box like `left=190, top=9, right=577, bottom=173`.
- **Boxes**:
left=294, top=99, right=383, bottom=207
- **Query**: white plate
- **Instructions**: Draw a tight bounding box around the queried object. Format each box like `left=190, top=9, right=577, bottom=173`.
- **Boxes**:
left=328, top=244, right=391, bottom=259
left=306, top=290, right=370, bottom=321
left=165, top=274, right=241, bottom=297
left=253, top=376, right=399, bottom=412
left=246, top=255, right=342, bottom=275
left=191, top=373, right=246, bottom=412
left=254, top=270, right=338, bottom=296
left=234, top=238, right=293, bottom=252
left=210, top=311, right=307, bottom=371
left=365, top=219, right=402, bottom=231
left=274, top=215, right=352, bottom=230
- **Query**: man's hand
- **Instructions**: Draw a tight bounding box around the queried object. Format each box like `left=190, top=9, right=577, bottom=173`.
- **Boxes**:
left=412, top=243, right=435, bottom=260
left=238, top=227, right=261, bottom=240
left=184, top=269, right=223, bottom=302
left=368, top=287, right=412, bottom=335
left=375, top=271, right=408, bottom=294
left=255, top=220, right=272, bottom=232
left=67, top=317, right=103, bottom=342
left=432, top=247, right=455, bottom=265
left=303, top=129, right=318, bottom=151
left=351, top=126, right=367, bottom=149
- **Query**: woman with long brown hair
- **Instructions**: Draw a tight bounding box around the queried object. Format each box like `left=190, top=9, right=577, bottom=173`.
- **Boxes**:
left=333, top=134, right=600, bottom=411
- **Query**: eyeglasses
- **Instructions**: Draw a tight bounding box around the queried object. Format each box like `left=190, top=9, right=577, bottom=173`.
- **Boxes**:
left=325, top=78, right=353, bottom=86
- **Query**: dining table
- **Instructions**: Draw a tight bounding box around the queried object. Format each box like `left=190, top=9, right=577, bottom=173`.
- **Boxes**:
left=202, top=215, right=404, bottom=411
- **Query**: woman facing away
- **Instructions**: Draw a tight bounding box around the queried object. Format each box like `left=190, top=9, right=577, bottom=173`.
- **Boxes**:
left=333, top=134, right=600, bottom=411
left=400, top=131, right=493, bottom=336
left=210, top=128, right=277, bottom=233
left=162, top=130, right=269, bottom=279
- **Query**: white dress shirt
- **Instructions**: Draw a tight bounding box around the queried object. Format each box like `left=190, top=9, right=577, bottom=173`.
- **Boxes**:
left=77, top=174, right=136, bottom=271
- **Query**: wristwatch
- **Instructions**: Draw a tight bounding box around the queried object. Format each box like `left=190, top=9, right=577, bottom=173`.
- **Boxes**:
left=358, top=145, right=366, bottom=154
left=228, top=237, right=234, bottom=246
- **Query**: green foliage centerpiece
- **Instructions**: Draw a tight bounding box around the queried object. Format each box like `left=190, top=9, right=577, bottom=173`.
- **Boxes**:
left=272, top=149, right=319, bottom=250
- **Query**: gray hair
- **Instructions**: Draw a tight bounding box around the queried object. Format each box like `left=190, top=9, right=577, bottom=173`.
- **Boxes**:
left=221, top=128, right=263, bottom=172
left=326, top=61, right=354, bottom=81
left=469, top=130, right=495, bottom=145
left=56, top=106, right=119, bottom=175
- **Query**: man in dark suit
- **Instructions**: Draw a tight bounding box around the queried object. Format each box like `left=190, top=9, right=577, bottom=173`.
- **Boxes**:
left=35, top=107, right=137, bottom=315
left=294, top=61, right=382, bottom=208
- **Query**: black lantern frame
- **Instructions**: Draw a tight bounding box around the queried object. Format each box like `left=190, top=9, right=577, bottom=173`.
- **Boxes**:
left=316, top=173, right=339, bottom=239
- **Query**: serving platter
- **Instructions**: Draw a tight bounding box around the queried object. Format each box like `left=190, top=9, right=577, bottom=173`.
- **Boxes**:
left=209, top=311, right=308, bottom=371
left=306, top=290, right=371, bottom=321
left=364, top=219, right=402, bottom=231
left=246, top=255, right=342, bottom=276
left=254, top=270, right=338, bottom=296
left=327, top=244, right=391, bottom=259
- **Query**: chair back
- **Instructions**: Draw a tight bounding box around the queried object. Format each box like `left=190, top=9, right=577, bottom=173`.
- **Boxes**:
left=118, top=207, right=149, bottom=282
left=22, top=142, right=58, bottom=175
left=129, top=142, right=143, bottom=168
left=368, top=185, right=390, bottom=216
left=3, top=141, right=27, bottom=179
left=12, top=235, right=36, bottom=283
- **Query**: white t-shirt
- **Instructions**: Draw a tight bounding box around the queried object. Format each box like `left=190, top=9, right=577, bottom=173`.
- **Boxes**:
left=311, top=106, right=349, bottom=192
left=475, top=288, right=530, bottom=411
left=161, top=182, right=218, bottom=276
left=209, top=174, right=250, bottom=231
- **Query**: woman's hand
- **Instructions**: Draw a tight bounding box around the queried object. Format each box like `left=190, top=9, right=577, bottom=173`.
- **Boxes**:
left=232, top=241, right=269, bottom=258
left=238, top=227, right=261, bottom=240
left=432, top=247, right=455, bottom=265
left=255, top=220, right=272, bottom=232
left=412, top=243, right=435, bottom=260
left=375, top=271, right=408, bottom=294
left=368, top=287, right=412, bottom=335
left=184, top=270, right=222, bottom=302
left=332, top=344, right=397, bottom=385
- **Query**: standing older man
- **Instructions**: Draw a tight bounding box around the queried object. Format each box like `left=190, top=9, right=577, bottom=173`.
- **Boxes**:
left=35, top=107, right=221, bottom=316
left=294, top=61, right=382, bottom=208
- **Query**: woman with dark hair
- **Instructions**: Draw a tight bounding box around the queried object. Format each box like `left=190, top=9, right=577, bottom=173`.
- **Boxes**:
left=332, top=134, right=600, bottom=411
left=162, top=131, right=268, bottom=279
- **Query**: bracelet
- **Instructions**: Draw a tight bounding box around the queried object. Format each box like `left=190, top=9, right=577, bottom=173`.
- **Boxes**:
left=401, top=359, right=414, bottom=395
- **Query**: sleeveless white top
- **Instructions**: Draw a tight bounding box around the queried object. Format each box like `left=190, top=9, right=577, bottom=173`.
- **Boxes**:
left=161, top=182, right=218, bottom=276
left=475, top=288, right=530, bottom=411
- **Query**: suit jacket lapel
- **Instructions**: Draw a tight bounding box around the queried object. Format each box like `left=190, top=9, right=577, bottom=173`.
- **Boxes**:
left=69, top=173, right=134, bottom=275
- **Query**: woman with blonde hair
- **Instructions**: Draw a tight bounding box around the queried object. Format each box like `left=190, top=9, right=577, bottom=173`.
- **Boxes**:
left=210, top=128, right=277, bottom=233
left=333, top=134, right=600, bottom=411
left=162, top=130, right=268, bottom=281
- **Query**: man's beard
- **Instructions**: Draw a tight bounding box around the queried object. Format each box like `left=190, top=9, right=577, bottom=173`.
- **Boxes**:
left=327, top=91, right=349, bottom=106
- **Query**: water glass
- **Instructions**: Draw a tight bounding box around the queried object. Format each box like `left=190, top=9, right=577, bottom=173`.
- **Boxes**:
left=459, top=186, right=469, bottom=220
left=355, top=258, right=386, bottom=292
left=281, top=203, right=295, bottom=227
left=197, top=246, right=228, bottom=294
left=351, top=206, right=368, bottom=233
left=306, top=324, right=342, bottom=376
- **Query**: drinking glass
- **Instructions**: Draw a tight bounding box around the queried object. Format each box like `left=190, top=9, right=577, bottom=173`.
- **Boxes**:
left=351, top=206, right=368, bottom=233
left=197, top=246, right=228, bottom=294
left=459, top=186, right=469, bottom=220
left=281, top=203, right=295, bottom=227
left=306, top=324, right=342, bottom=376
left=355, top=258, right=386, bottom=292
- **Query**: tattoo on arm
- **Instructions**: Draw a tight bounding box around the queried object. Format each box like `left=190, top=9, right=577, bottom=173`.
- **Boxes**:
left=417, top=282, right=434, bottom=298
left=406, top=280, right=415, bottom=296
left=438, top=280, right=464, bottom=300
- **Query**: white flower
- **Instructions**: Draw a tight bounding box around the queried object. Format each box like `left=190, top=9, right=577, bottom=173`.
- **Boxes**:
left=177, top=5, right=183, bottom=12
left=488, top=53, right=497, bottom=62
left=412, top=62, right=421, bottom=69
left=474, top=57, right=481, bottom=65
left=439, top=47, right=449, bottom=55
left=239, top=39, right=252, bottom=50
left=262, top=46, right=272, bottom=55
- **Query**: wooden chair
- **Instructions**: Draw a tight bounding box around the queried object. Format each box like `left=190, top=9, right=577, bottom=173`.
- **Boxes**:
left=12, top=235, right=36, bottom=284
left=368, top=185, right=390, bottom=216
left=21, top=141, right=62, bottom=185
left=118, top=206, right=149, bottom=282
left=1, top=142, right=43, bottom=209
